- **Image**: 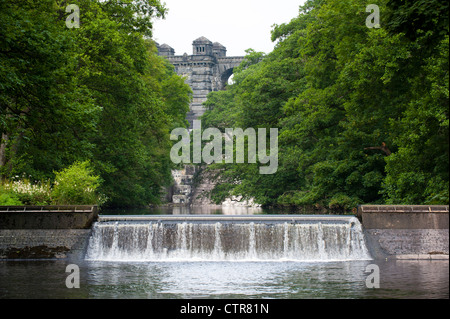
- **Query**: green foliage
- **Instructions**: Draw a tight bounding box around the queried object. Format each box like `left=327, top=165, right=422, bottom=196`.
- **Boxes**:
left=1, top=179, right=51, bottom=205
left=0, top=0, right=191, bottom=207
left=51, top=161, right=103, bottom=205
left=201, top=0, right=449, bottom=209
left=0, top=162, right=103, bottom=205
left=1, top=0, right=447, bottom=208
left=0, top=188, right=23, bottom=206
left=383, top=35, right=449, bottom=204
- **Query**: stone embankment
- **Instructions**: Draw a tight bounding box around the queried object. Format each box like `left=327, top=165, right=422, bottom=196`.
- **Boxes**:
left=358, top=205, right=449, bottom=260
left=0, top=206, right=98, bottom=259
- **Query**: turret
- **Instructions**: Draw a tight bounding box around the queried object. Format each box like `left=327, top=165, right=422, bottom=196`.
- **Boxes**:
left=213, top=42, right=227, bottom=57
left=159, top=44, right=175, bottom=57
left=193, top=36, right=213, bottom=56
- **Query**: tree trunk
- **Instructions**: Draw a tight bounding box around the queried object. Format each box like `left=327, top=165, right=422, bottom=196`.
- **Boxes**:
left=0, top=132, right=8, bottom=180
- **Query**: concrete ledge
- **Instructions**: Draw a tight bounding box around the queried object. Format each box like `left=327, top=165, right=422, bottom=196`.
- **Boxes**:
left=358, top=205, right=448, bottom=213
left=394, top=254, right=449, bottom=260
left=359, top=206, right=449, bottom=259
left=358, top=205, right=449, bottom=229
left=0, top=205, right=98, bottom=229
left=98, top=214, right=357, bottom=224
left=0, top=206, right=97, bottom=259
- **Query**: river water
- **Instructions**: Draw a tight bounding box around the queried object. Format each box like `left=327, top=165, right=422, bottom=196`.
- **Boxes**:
left=1, top=258, right=448, bottom=299
left=0, top=207, right=448, bottom=299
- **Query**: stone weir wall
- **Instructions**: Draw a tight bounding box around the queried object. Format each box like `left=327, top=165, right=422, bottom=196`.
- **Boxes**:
left=358, top=205, right=449, bottom=260
left=0, top=206, right=98, bottom=259
left=1, top=205, right=449, bottom=260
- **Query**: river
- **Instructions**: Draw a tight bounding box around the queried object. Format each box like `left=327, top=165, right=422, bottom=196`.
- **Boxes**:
left=0, top=206, right=448, bottom=299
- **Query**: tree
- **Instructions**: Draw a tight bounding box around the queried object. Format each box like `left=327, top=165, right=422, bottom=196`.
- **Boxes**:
left=0, top=0, right=192, bottom=207
left=0, top=0, right=100, bottom=180
left=200, top=0, right=448, bottom=210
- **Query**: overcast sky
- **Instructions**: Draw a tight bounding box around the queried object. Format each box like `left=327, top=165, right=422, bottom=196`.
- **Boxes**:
left=152, top=0, right=306, bottom=57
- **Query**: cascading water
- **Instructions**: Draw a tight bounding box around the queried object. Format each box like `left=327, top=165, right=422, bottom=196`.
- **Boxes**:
left=85, top=216, right=371, bottom=262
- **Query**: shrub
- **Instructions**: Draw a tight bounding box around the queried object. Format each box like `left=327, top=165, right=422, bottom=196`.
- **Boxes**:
left=0, top=179, right=51, bottom=205
left=0, top=188, right=23, bottom=205
left=51, top=161, right=103, bottom=205
left=328, top=193, right=362, bottom=212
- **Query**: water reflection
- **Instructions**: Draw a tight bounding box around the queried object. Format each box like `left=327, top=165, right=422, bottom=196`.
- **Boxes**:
left=369, top=260, right=450, bottom=299
left=1, top=259, right=448, bottom=299
left=101, top=205, right=266, bottom=216
left=79, top=259, right=450, bottom=299
left=83, top=260, right=372, bottom=299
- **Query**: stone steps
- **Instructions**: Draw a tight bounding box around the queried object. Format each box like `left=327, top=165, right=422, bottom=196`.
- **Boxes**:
left=171, top=165, right=197, bottom=205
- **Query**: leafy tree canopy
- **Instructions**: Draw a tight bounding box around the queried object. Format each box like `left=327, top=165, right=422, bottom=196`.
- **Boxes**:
left=0, top=0, right=192, bottom=207
left=200, top=0, right=448, bottom=211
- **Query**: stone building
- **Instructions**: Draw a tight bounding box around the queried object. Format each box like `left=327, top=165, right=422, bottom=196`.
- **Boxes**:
left=157, top=37, right=244, bottom=127
left=156, top=37, right=244, bottom=205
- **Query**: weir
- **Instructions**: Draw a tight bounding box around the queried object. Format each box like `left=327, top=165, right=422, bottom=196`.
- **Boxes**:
left=85, top=215, right=372, bottom=262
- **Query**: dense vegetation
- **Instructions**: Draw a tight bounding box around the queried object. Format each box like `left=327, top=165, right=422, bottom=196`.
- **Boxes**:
left=1, top=0, right=447, bottom=210
left=201, top=0, right=449, bottom=210
left=0, top=0, right=191, bottom=207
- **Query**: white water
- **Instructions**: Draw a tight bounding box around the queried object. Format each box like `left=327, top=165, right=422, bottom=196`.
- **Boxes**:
left=85, top=217, right=371, bottom=262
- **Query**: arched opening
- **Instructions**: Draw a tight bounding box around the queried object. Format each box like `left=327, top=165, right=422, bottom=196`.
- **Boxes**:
left=220, top=68, right=235, bottom=90
left=228, top=74, right=235, bottom=85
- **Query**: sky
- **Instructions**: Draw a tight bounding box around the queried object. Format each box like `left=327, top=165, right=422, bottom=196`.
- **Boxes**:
left=152, top=0, right=306, bottom=57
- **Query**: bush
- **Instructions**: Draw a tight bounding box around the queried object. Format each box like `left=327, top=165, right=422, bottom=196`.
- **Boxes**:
left=0, top=179, right=51, bottom=205
left=328, top=193, right=362, bottom=212
left=0, top=188, right=23, bottom=205
left=51, top=161, right=104, bottom=205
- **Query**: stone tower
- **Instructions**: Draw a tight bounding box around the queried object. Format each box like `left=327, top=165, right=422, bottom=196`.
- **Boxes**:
left=158, top=43, right=175, bottom=57
left=193, top=36, right=213, bottom=56
left=158, top=37, right=244, bottom=128
left=157, top=37, right=244, bottom=205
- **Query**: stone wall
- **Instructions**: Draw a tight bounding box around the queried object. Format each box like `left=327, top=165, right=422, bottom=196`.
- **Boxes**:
left=0, top=206, right=97, bottom=259
left=0, top=229, right=91, bottom=259
left=364, top=229, right=448, bottom=258
left=191, top=167, right=219, bottom=206
left=158, top=37, right=243, bottom=128
left=359, top=205, right=449, bottom=260
left=157, top=38, right=244, bottom=204
left=0, top=206, right=98, bottom=229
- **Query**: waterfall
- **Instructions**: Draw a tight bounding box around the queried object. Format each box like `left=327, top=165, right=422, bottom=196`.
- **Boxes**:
left=85, top=217, right=371, bottom=262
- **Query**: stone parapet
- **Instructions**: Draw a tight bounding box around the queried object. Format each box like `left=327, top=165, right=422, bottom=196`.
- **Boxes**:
left=0, top=205, right=98, bottom=229
left=0, top=205, right=98, bottom=259
left=359, top=205, right=449, bottom=259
